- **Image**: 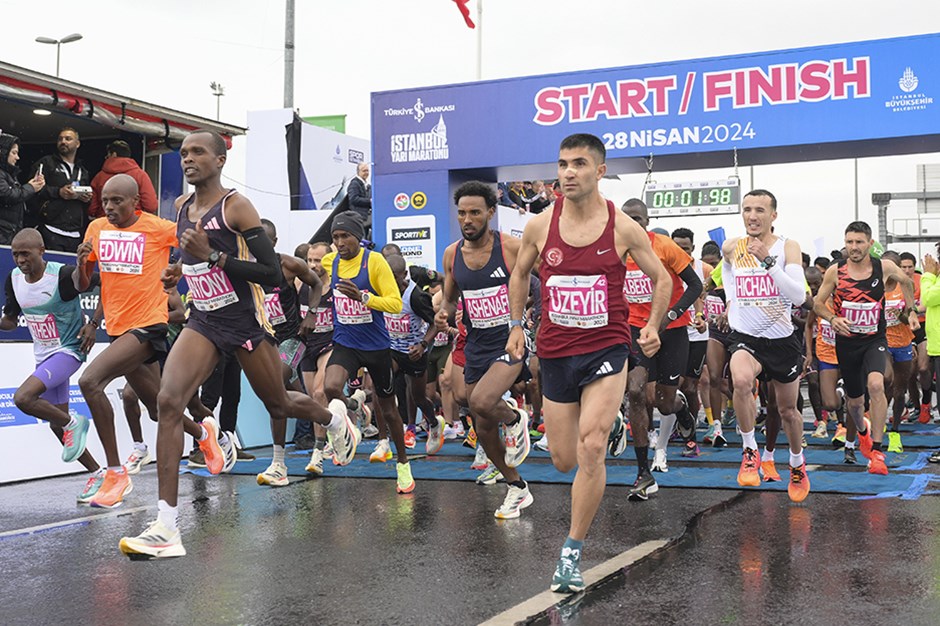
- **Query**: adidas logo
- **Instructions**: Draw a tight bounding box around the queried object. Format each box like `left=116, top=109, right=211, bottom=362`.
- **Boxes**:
left=497, top=353, right=512, bottom=363
left=202, top=217, right=221, bottom=230
left=595, top=361, right=613, bottom=375
left=489, top=267, right=507, bottom=279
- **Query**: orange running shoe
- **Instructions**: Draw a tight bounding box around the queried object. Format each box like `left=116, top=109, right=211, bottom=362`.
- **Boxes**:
left=404, top=429, right=417, bottom=449
left=198, top=417, right=225, bottom=475
left=737, top=448, right=761, bottom=487
left=90, top=468, right=133, bottom=509
left=788, top=463, right=810, bottom=502
left=918, top=404, right=932, bottom=424
left=857, top=417, right=873, bottom=459
left=867, top=450, right=889, bottom=475
left=760, top=460, right=781, bottom=482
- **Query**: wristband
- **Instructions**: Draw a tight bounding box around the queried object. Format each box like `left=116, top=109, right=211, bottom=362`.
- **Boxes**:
left=508, top=319, right=524, bottom=329
left=420, top=340, right=429, bottom=349
left=89, top=319, right=100, bottom=328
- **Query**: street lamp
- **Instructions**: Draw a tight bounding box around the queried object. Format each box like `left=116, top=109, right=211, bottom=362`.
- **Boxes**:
left=210, top=82, right=225, bottom=121
left=35, top=33, right=83, bottom=77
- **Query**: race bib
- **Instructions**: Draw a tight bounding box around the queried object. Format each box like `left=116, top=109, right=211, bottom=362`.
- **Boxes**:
left=334, top=290, right=372, bottom=325
left=299, top=304, right=308, bottom=318
left=24, top=313, right=61, bottom=349
left=313, top=307, right=333, bottom=333
left=98, top=230, right=145, bottom=274
left=884, top=297, right=903, bottom=327
left=842, top=300, right=881, bottom=335
left=263, top=292, right=287, bottom=326
left=546, top=274, right=609, bottom=329
left=433, top=330, right=450, bottom=347
left=183, top=263, right=239, bottom=311
left=623, top=269, right=653, bottom=304
left=819, top=318, right=836, bottom=346
left=385, top=312, right=412, bottom=338
left=704, top=294, right=725, bottom=320
left=463, top=285, right=510, bottom=329
left=734, top=267, right=781, bottom=308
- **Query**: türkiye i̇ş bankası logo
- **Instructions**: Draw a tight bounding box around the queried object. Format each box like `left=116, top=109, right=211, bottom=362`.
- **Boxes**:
left=386, top=97, right=454, bottom=164
left=885, top=67, right=932, bottom=113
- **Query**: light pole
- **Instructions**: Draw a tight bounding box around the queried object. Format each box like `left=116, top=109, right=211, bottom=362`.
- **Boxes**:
left=210, top=82, right=225, bottom=121
left=35, top=33, right=83, bottom=77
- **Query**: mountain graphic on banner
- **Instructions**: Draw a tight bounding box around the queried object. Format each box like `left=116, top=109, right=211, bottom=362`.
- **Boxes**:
left=298, top=162, right=316, bottom=210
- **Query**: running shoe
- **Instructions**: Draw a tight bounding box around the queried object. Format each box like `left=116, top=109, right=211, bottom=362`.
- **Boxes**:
left=293, top=433, right=316, bottom=450
left=77, top=471, right=105, bottom=504
left=721, top=406, right=736, bottom=427
left=534, top=435, right=550, bottom=452
left=396, top=462, right=415, bottom=494
left=811, top=421, right=828, bottom=438
left=323, top=441, right=334, bottom=458
left=760, top=459, right=781, bottom=482
left=327, top=399, right=361, bottom=466
left=443, top=425, right=459, bottom=440
left=187, top=449, right=206, bottom=468
left=220, top=432, right=236, bottom=474
left=681, top=441, right=701, bottom=458
left=788, top=463, right=810, bottom=503
left=674, top=391, right=695, bottom=440
left=370, top=438, right=393, bottom=463
left=918, top=403, right=932, bottom=424
left=703, top=422, right=718, bottom=445
left=504, top=406, right=532, bottom=468
left=737, top=448, right=761, bottom=487
left=831, top=424, right=847, bottom=448
left=462, top=426, right=478, bottom=450
left=90, top=469, right=133, bottom=509
left=257, top=461, right=289, bottom=487
left=426, top=416, right=446, bottom=455
left=471, top=445, right=489, bottom=470
left=305, top=448, right=324, bottom=475
left=867, top=450, right=888, bottom=475
left=651, top=448, right=668, bottom=473
left=61, top=414, right=90, bottom=463
left=858, top=418, right=873, bottom=459
left=494, top=483, right=533, bottom=519
left=350, top=389, right=369, bottom=427
left=627, top=470, right=659, bottom=501
left=843, top=447, right=857, bottom=464
left=887, top=431, right=903, bottom=454
left=120, top=519, right=186, bottom=559
left=198, top=417, right=225, bottom=475
left=124, top=448, right=152, bottom=475
left=404, top=429, right=417, bottom=450
left=551, top=547, right=585, bottom=594
left=648, top=429, right=658, bottom=450
left=361, top=424, right=379, bottom=439
left=476, top=463, right=503, bottom=485
left=928, top=450, right=940, bottom=464
left=454, top=422, right=466, bottom=437
left=608, top=411, right=627, bottom=457
left=712, top=423, right=727, bottom=448
left=236, top=447, right=256, bottom=462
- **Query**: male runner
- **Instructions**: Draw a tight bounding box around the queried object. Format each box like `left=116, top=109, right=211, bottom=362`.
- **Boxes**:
left=813, top=222, right=914, bottom=475
left=881, top=250, right=919, bottom=451
left=320, top=211, right=411, bottom=492
left=120, top=131, right=356, bottom=558
left=722, top=189, right=811, bottom=501
left=76, top=174, right=231, bottom=509
left=437, top=181, right=533, bottom=519
left=1, top=228, right=102, bottom=500
left=508, top=133, right=669, bottom=593
left=701, top=242, right=731, bottom=446
left=899, top=252, right=932, bottom=422
left=621, top=199, right=701, bottom=484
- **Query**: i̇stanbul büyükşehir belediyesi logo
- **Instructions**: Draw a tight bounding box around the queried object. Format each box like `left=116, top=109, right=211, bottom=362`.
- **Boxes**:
left=886, top=67, right=932, bottom=112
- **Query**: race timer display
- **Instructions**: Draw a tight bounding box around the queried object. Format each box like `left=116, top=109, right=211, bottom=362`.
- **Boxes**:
left=645, top=179, right=741, bottom=217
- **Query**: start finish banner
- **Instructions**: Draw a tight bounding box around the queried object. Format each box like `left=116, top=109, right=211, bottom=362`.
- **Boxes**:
left=371, top=33, right=938, bottom=174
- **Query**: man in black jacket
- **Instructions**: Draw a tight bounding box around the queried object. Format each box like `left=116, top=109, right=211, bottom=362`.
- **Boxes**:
left=29, top=127, right=92, bottom=252
left=346, top=162, right=372, bottom=230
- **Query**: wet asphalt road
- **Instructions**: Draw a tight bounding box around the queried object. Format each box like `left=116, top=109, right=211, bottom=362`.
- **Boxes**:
left=1, top=444, right=938, bottom=626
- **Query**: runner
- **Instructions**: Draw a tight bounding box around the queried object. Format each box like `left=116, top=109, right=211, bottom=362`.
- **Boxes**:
left=436, top=180, right=533, bottom=519
left=722, top=189, right=811, bottom=501
left=621, top=199, right=702, bottom=485
left=899, top=252, right=932, bottom=422
left=701, top=242, right=731, bottom=446
left=76, top=173, right=232, bottom=510
left=880, top=250, right=920, bottom=452
left=813, top=222, right=915, bottom=475
left=920, top=249, right=940, bottom=463
left=120, top=130, right=356, bottom=558
left=507, top=133, right=669, bottom=593
left=0, top=228, right=103, bottom=501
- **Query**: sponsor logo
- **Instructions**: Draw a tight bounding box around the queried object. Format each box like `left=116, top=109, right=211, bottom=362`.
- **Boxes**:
left=489, top=267, right=507, bottom=279
left=410, top=191, right=427, bottom=210
left=383, top=97, right=456, bottom=122
left=348, top=149, right=365, bottom=164
left=391, top=227, right=431, bottom=241
left=333, top=145, right=343, bottom=163
left=595, top=362, right=613, bottom=375
left=597, top=248, right=611, bottom=255
left=899, top=67, right=918, bottom=93
left=885, top=66, right=932, bottom=113
left=394, top=193, right=411, bottom=210
left=390, top=115, right=449, bottom=164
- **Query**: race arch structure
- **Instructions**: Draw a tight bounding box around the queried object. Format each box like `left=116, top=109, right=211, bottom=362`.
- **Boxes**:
left=371, top=32, right=939, bottom=270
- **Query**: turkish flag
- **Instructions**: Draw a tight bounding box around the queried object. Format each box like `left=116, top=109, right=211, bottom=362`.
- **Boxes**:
left=453, top=0, right=475, bottom=28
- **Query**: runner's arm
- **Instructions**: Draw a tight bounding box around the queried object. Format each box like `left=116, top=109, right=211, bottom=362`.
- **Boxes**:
left=883, top=259, right=916, bottom=311
left=761, top=239, right=807, bottom=306
left=813, top=265, right=839, bottom=321
left=59, top=264, right=98, bottom=301
left=282, top=255, right=323, bottom=310
left=364, top=253, right=403, bottom=313
left=506, top=215, right=542, bottom=359
left=804, top=309, right=817, bottom=359
left=672, top=263, right=703, bottom=319
left=0, top=274, right=19, bottom=330
left=921, top=256, right=940, bottom=307
left=437, top=245, right=459, bottom=328
left=411, top=289, right=439, bottom=349
left=167, top=290, right=186, bottom=325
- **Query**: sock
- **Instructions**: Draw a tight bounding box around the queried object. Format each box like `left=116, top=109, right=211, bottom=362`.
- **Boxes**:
left=657, top=414, right=677, bottom=450
left=704, top=407, right=714, bottom=425
left=157, top=499, right=178, bottom=531
left=328, top=410, right=344, bottom=431
left=273, top=445, right=285, bottom=465
left=789, top=451, right=805, bottom=467
left=858, top=426, right=869, bottom=437
left=872, top=440, right=882, bottom=452
left=66, top=415, right=77, bottom=428
left=509, top=479, right=526, bottom=489
left=561, top=537, right=584, bottom=561
left=762, top=447, right=774, bottom=462
left=315, top=439, right=325, bottom=450
left=635, top=446, right=650, bottom=472
left=134, top=441, right=147, bottom=453
left=740, top=429, right=758, bottom=450
left=198, top=425, right=209, bottom=441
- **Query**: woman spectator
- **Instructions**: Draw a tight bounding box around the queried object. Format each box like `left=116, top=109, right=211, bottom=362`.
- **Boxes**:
left=0, top=134, right=44, bottom=245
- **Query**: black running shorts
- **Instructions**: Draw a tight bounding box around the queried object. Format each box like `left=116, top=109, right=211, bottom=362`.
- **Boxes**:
left=685, top=339, right=708, bottom=379
left=328, top=344, right=395, bottom=398
left=727, top=330, right=804, bottom=384
left=630, top=325, right=689, bottom=385
left=541, top=343, right=630, bottom=403
left=835, top=336, right=888, bottom=399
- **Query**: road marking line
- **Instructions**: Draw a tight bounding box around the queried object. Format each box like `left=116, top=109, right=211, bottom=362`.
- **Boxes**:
left=479, top=539, right=669, bottom=626
left=0, top=505, right=151, bottom=540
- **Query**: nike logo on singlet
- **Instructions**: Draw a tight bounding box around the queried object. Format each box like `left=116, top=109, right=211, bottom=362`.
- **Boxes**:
left=596, top=248, right=611, bottom=255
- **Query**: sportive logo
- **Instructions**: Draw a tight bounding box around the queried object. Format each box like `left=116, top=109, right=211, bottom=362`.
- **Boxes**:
left=899, top=67, right=918, bottom=93
left=545, top=247, right=564, bottom=267
left=391, top=227, right=431, bottom=241
left=390, top=115, right=449, bottom=164
left=885, top=66, right=932, bottom=113
left=394, top=193, right=410, bottom=211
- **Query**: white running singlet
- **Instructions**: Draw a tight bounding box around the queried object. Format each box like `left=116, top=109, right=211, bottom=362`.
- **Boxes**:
left=724, top=236, right=793, bottom=339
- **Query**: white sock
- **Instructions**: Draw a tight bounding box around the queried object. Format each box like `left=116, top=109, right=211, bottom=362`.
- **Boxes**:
left=789, top=451, right=805, bottom=467
left=657, top=414, right=677, bottom=450
left=273, top=445, right=285, bottom=465
left=845, top=439, right=856, bottom=449
left=328, top=410, right=345, bottom=432
left=198, top=425, right=209, bottom=441
left=741, top=429, right=758, bottom=450
left=157, top=499, right=178, bottom=531
left=134, top=441, right=147, bottom=453
left=762, top=447, right=774, bottom=462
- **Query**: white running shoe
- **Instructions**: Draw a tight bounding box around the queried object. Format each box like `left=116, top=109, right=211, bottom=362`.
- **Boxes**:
left=327, top=399, right=361, bottom=466
left=120, top=519, right=186, bottom=559
left=476, top=463, right=503, bottom=485
left=369, top=438, right=393, bottom=463
left=305, top=448, right=324, bottom=475
left=443, top=425, right=459, bottom=440
left=504, top=406, right=531, bottom=468
left=350, top=389, right=369, bottom=427
left=494, top=483, right=533, bottom=519
left=361, top=424, right=379, bottom=439
left=534, top=432, right=550, bottom=452
left=426, top=416, right=446, bottom=455
left=257, top=461, right=289, bottom=487
left=648, top=430, right=659, bottom=450
left=124, top=448, right=152, bottom=475
left=651, top=448, right=669, bottom=473
left=608, top=411, right=627, bottom=457
left=220, top=432, right=237, bottom=474
left=471, top=445, right=489, bottom=470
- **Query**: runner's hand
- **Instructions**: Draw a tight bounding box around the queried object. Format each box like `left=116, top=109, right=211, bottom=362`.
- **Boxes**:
left=335, top=279, right=362, bottom=301
left=830, top=315, right=853, bottom=336
left=408, top=343, right=424, bottom=361
left=179, top=218, right=212, bottom=261
left=746, top=237, right=770, bottom=262
left=77, top=323, right=97, bottom=353
left=298, top=314, right=316, bottom=337
left=161, top=263, right=182, bottom=289
left=506, top=326, right=525, bottom=361
left=692, top=314, right=706, bottom=333
left=434, top=308, right=450, bottom=332
left=638, top=325, right=661, bottom=358
left=76, top=241, right=93, bottom=267
left=910, top=315, right=921, bottom=332
left=716, top=312, right=730, bottom=333
left=924, top=254, right=939, bottom=276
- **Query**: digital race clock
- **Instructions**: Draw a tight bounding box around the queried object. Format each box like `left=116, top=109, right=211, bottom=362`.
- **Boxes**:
left=644, top=179, right=741, bottom=217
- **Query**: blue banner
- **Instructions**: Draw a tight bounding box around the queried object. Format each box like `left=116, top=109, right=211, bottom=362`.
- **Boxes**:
left=0, top=385, right=91, bottom=428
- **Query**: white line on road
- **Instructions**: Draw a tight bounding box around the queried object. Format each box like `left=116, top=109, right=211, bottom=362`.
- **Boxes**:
left=0, top=505, right=151, bottom=540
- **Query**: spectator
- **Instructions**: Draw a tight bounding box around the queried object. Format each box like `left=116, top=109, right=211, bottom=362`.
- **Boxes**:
left=29, top=127, right=91, bottom=252
left=527, top=180, right=553, bottom=214
left=497, top=182, right=515, bottom=208
left=0, top=134, right=44, bottom=245
left=346, top=162, right=371, bottom=224
left=813, top=256, right=830, bottom=273
left=88, top=140, right=158, bottom=218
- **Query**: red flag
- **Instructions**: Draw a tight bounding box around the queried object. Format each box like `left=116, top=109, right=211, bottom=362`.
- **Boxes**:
left=453, top=0, right=475, bottom=29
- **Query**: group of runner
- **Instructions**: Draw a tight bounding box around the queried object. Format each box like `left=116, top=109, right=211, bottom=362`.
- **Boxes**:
left=5, top=130, right=938, bottom=594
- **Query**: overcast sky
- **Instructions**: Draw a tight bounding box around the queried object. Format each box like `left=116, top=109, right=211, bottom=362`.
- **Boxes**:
left=3, top=0, right=940, bottom=140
